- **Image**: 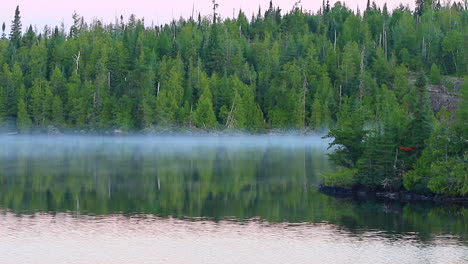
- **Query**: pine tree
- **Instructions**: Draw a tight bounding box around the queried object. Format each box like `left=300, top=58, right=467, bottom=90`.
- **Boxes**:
left=52, top=96, right=65, bottom=126
left=194, top=73, right=217, bottom=129
left=30, top=79, right=44, bottom=125
left=325, top=97, right=367, bottom=169
left=16, top=98, right=32, bottom=132
left=50, top=67, right=66, bottom=100
left=310, top=97, right=324, bottom=129
left=9, top=6, right=22, bottom=48
left=226, top=76, right=264, bottom=130
left=1, top=22, right=6, bottom=39
left=155, top=90, right=178, bottom=126
left=1, top=64, right=14, bottom=118
left=42, top=83, right=54, bottom=125
left=114, top=95, right=133, bottom=130
left=66, top=72, right=82, bottom=125
left=310, top=71, right=333, bottom=129
left=406, top=73, right=434, bottom=158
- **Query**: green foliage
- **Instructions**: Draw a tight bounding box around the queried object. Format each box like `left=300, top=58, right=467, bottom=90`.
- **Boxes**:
left=227, top=76, right=264, bottom=131
left=441, top=30, right=464, bottom=74
left=325, top=97, right=366, bottom=169
left=322, top=167, right=358, bottom=188
left=404, top=80, right=468, bottom=196
left=429, top=64, right=441, bottom=85
left=9, top=6, right=22, bottom=49
left=114, top=95, right=133, bottom=130
left=16, top=98, right=31, bottom=132
left=194, top=73, right=217, bottom=129
left=405, top=73, right=434, bottom=157
left=52, top=96, right=65, bottom=126
left=427, top=157, right=468, bottom=196
left=30, top=79, right=44, bottom=125
left=355, top=86, right=408, bottom=188
left=310, top=72, right=333, bottom=129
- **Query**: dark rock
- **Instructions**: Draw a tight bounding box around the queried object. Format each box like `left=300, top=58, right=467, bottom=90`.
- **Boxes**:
left=319, top=184, right=468, bottom=207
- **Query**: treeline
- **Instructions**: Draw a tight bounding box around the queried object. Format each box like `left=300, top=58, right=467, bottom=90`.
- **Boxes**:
left=0, top=1, right=466, bottom=132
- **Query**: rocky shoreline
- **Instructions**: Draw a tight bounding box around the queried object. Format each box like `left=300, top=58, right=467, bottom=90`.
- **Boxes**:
left=318, top=184, right=468, bottom=206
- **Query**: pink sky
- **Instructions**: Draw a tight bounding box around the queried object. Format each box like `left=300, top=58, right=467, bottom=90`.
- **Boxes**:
left=1, top=0, right=414, bottom=33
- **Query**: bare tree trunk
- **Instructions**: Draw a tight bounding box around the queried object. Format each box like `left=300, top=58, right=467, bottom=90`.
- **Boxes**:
left=189, top=104, right=193, bottom=128
left=393, top=148, right=399, bottom=170
left=339, top=85, right=342, bottom=109
left=358, top=47, right=366, bottom=102
left=73, top=51, right=81, bottom=74
left=334, top=30, right=337, bottom=52
left=226, top=92, right=238, bottom=128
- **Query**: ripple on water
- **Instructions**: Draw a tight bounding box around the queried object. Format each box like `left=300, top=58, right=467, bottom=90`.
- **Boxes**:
left=0, top=212, right=467, bottom=264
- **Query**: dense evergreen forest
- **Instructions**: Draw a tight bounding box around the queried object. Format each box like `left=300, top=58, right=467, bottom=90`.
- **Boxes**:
left=0, top=1, right=466, bottom=195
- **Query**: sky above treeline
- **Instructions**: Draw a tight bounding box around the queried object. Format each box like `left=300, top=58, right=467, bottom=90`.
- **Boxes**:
left=1, top=0, right=416, bottom=33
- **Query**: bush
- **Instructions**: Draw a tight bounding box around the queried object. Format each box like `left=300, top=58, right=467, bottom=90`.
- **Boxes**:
left=427, top=157, right=468, bottom=196
left=322, top=167, right=358, bottom=188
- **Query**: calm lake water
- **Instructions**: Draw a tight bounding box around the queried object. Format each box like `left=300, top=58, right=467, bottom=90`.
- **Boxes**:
left=0, top=136, right=466, bottom=264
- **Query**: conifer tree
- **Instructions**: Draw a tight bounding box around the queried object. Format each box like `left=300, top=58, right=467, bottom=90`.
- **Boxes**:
left=405, top=73, right=434, bottom=157
left=52, top=96, right=65, bottom=126
left=9, top=6, right=22, bottom=48
left=66, top=73, right=81, bottom=125
left=1, top=64, right=14, bottom=118
left=16, top=98, right=32, bottom=132
left=194, top=73, right=217, bottom=129
left=30, top=79, right=44, bottom=125
left=325, top=97, right=367, bottom=169
left=1, top=22, right=6, bottom=39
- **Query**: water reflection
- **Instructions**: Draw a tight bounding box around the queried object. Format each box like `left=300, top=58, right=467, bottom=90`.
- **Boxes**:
left=1, top=213, right=467, bottom=264
left=0, top=136, right=466, bottom=244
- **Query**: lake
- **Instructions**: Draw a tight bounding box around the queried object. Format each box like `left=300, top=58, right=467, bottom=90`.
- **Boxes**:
left=0, top=136, right=466, bottom=264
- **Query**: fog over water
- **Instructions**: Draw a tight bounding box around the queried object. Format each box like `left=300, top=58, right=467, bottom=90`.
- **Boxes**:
left=0, top=134, right=332, bottom=153
left=0, top=135, right=466, bottom=264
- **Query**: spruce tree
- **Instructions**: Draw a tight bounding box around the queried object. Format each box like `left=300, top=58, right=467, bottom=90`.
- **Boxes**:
left=194, top=73, right=217, bottom=129
left=16, top=98, right=32, bottom=132
left=2, top=64, right=17, bottom=118
left=406, top=73, right=434, bottom=158
left=1, top=22, right=6, bottom=39
left=9, top=6, right=22, bottom=48
left=30, top=79, right=44, bottom=125
left=325, top=97, right=367, bottom=169
left=52, top=96, right=65, bottom=126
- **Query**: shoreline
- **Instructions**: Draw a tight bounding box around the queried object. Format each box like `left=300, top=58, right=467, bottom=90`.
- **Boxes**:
left=318, top=184, right=468, bottom=206
left=0, top=126, right=329, bottom=137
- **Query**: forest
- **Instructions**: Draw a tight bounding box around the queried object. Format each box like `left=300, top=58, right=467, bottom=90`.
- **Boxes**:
left=0, top=1, right=467, bottom=196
